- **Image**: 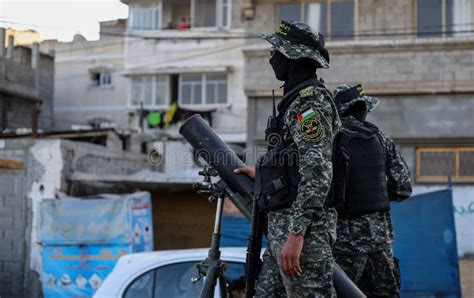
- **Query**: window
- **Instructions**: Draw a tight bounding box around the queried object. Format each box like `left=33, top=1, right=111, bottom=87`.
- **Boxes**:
left=162, top=0, right=191, bottom=29
left=129, top=5, right=161, bottom=30
left=123, top=270, right=154, bottom=298
left=123, top=261, right=245, bottom=297
left=130, top=75, right=170, bottom=108
left=194, top=0, right=231, bottom=28
left=217, top=0, right=231, bottom=27
left=417, top=0, right=473, bottom=37
left=100, top=72, right=112, bottom=86
left=179, top=73, right=228, bottom=108
left=416, top=147, right=474, bottom=182
left=90, top=71, right=112, bottom=87
left=277, top=0, right=355, bottom=40
left=160, top=0, right=231, bottom=29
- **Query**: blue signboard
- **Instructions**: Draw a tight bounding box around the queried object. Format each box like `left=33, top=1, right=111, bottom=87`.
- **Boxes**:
left=40, top=192, right=154, bottom=298
left=42, top=245, right=129, bottom=297
left=391, top=189, right=461, bottom=298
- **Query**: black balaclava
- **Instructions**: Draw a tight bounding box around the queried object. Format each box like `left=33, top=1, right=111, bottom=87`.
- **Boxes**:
left=269, top=51, right=318, bottom=95
left=343, top=101, right=368, bottom=122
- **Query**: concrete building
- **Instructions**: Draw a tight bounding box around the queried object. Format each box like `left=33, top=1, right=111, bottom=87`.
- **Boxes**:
left=120, top=0, right=248, bottom=144
left=0, top=28, right=54, bottom=133
left=243, top=0, right=474, bottom=257
left=40, top=20, right=129, bottom=130
left=5, top=28, right=41, bottom=47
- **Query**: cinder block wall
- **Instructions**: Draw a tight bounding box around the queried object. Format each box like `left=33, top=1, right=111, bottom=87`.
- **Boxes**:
left=0, top=140, right=39, bottom=297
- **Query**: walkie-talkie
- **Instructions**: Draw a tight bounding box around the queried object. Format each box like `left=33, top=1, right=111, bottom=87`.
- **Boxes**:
left=265, top=90, right=280, bottom=148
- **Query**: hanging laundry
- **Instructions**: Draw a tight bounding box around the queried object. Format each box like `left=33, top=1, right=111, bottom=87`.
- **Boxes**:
left=164, top=103, right=178, bottom=128
left=147, top=111, right=161, bottom=127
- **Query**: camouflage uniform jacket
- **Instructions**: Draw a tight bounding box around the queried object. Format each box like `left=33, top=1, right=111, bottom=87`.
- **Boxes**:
left=334, top=116, right=413, bottom=255
left=267, top=83, right=341, bottom=239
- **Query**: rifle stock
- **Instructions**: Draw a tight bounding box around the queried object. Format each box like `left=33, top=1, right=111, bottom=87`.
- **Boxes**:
left=244, top=197, right=263, bottom=298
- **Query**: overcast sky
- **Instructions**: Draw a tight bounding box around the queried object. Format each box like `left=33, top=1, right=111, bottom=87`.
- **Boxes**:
left=0, top=0, right=129, bottom=41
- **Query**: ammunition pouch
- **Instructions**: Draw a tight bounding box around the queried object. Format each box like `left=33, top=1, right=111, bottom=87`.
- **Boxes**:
left=255, top=147, right=300, bottom=211
left=255, top=79, right=324, bottom=212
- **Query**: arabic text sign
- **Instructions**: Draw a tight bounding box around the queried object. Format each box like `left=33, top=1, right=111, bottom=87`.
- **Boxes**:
left=42, top=245, right=128, bottom=297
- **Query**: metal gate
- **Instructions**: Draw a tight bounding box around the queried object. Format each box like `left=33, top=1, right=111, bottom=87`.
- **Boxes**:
left=391, top=189, right=461, bottom=297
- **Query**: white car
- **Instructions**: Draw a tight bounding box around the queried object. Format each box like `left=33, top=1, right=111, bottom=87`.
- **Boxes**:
left=94, top=247, right=247, bottom=298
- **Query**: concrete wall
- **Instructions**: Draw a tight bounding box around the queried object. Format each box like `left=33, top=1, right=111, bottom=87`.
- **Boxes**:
left=0, top=139, right=42, bottom=297
left=0, top=32, right=55, bottom=131
left=0, top=143, right=29, bottom=297
left=61, top=139, right=150, bottom=177
left=368, top=94, right=474, bottom=140
left=0, top=138, right=151, bottom=297
left=37, top=53, right=55, bottom=130
left=0, top=94, right=34, bottom=130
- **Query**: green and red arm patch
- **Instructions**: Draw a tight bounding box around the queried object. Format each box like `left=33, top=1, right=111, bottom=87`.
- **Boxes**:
left=297, top=106, right=325, bottom=143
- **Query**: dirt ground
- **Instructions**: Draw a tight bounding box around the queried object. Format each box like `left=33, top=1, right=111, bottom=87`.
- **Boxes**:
left=461, top=259, right=474, bottom=298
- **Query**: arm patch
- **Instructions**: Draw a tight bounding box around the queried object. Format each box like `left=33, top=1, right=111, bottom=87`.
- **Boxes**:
left=297, top=105, right=325, bottom=143
left=299, top=86, right=315, bottom=98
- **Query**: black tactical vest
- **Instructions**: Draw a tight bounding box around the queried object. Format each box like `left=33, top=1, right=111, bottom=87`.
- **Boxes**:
left=337, top=121, right=390, bottom=215
left=255, top=79, right=324, bottom=211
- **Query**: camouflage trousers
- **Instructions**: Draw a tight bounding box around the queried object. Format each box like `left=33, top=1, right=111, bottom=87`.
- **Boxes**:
left=334, top=246, right=401, bottom=297
left=255, top=210, right=337, bottom=298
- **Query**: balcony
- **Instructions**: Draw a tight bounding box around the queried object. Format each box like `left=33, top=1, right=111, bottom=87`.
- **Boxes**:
left=126, top=0, right=231, bottom=32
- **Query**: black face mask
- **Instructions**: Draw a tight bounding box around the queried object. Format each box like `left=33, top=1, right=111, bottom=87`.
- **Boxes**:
left=269, top=51, right=291, bottom=82
left=269, top=50, right=318, bottom=94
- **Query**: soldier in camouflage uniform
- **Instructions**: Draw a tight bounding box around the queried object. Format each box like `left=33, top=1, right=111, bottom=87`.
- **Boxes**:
left=332, top=84, right=413, bottom=297
left=235, top=21, right=340, bottom=297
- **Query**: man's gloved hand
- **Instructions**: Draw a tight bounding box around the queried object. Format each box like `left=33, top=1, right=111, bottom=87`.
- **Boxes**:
left=281, top=233, right=304, bottom=278
left=233, top=165, right=256, bottom=180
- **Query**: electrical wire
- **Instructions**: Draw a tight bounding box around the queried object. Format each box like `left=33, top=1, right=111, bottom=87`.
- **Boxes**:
left=3, top=18, right=474, bottom=43
left=54, top=42, right=245, bottom=81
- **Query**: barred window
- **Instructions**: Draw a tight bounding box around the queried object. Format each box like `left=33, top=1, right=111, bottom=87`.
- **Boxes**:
left=416, top=147, right=474, bottom=182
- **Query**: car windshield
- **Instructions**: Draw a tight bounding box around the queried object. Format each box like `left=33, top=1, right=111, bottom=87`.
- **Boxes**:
left=123, top=261, right=245, bottom=298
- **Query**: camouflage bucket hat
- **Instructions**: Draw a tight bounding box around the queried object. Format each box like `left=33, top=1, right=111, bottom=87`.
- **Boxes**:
left=333, top=84, right=379, bottom=115
left=259, top=20, right=330, bottom=69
